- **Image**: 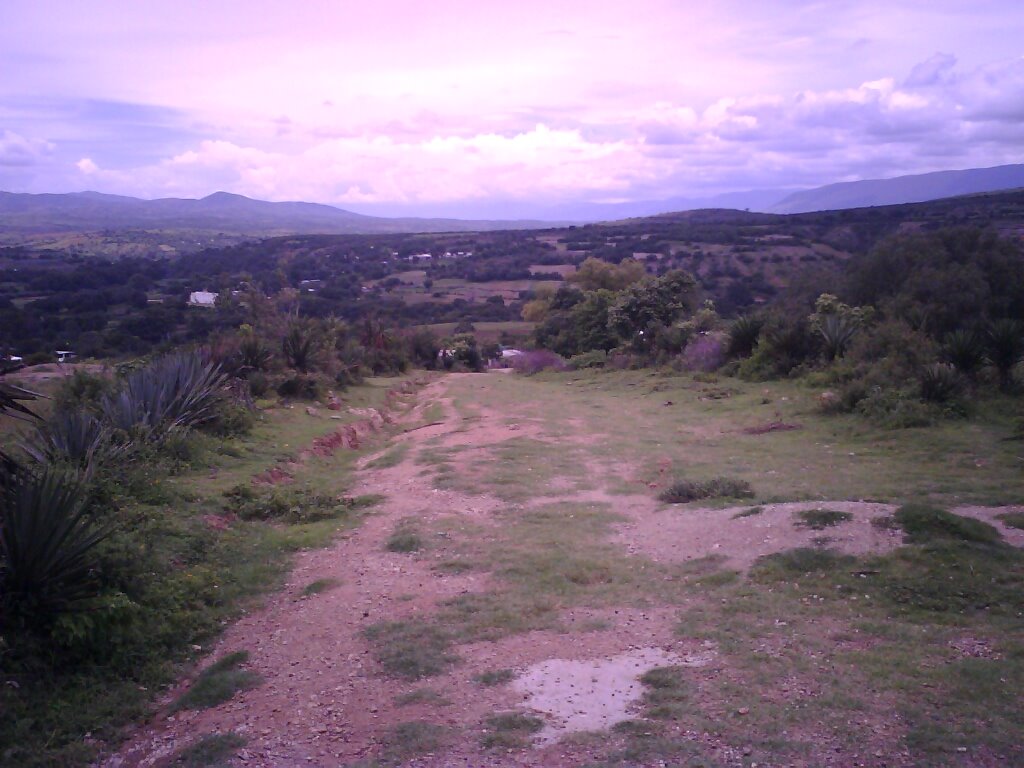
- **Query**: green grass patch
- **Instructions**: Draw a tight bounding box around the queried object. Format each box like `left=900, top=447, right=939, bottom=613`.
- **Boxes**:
left=300, top=578, right=340, bottom=597
left=638, top=666, right=690, bottom=720
left=169, top=732, right=247, bottom=767
left=894, top=504, right=1003, bottom=545
left=474, top=668, right=516, bottom=686
left=752, top=547, right=856, bottom=578
left=363, top=620, right=457, bottom=680
left=658, top=476, right=754, bottom=504
left=996, top=511, right=1024, bottom=530
left=480, top=711, right=545, bottom=749
left=732, top=505, right=764, bottom=519
left=795, top=509, right=853, bottom=530
left=365, top=443, right=409, bottom=469
left=170, top=652, right=263, bottom=712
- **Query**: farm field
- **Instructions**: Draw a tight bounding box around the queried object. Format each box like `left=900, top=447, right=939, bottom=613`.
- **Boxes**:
left=108, top=368, right=1024, bottom=767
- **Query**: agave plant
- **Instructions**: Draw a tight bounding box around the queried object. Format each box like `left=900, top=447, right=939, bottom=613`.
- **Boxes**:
left=21, top=409, right=115, bottom=469
left=101, top=350, right=228, bottom=441
left=237, top=334, right=274, bottom=373
left=817, top=313, right=859, bottom=361
left=943, top=329, right=985, bottom=377
left=0, top=381, right=40, bottom=482
left=0, top=467, right=108, bottom=624
left=726, top=315, right=763, bottom=359
left=986, top=319, right=1024, bottom=389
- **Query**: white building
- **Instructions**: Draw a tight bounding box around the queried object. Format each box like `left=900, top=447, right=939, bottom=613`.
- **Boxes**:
left=188, top=290, right=219, bottom=307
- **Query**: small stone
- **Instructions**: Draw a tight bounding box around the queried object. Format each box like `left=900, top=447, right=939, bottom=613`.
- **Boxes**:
left=737, top=707, right=750, bottom=715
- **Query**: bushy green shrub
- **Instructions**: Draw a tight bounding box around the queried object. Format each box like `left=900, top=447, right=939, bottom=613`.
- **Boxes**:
left=222, top=485, right=346, bottom=524
left=855, top=389, right=934, bottom=428
left=726, top=315, right=762, bottom=359
left=246, top=371, right=270, bottom=398
left=276, top=374, right=323, bottom=400
left=567, top=350, right=608, bottom=369
left=918, top=363, right=964, bottom=404
left=943, top=329, right=985, bottom=377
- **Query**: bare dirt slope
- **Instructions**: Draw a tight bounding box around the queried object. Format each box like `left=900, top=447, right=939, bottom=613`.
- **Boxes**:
left=106, top=372, right=1024, bottom=768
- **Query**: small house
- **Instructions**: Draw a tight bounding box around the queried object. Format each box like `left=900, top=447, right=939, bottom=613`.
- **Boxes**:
left=188, top=290, right=219, bottom=307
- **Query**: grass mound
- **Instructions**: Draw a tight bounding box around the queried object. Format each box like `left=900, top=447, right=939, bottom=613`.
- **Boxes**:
left=169, top=733, right=246, bottom=767
left=386, top=519, right=424, bottom=553
left=995, top=511, right=1024, bottom=530
left=639, top=666, right=689, bottom=719
left=894, top=504, right=1003, bottom=545
left=659, top=476, right=754, bottom=504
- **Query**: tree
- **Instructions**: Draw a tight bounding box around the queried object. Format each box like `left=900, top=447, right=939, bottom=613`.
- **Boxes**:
left=607, top=270, right=698, bottom=350
left=567, top=257, right=646, bottom=292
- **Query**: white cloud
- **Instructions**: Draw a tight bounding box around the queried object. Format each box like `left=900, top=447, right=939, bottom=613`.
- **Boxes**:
left=0, top=129, right=53, bottom=167
left=76, top=157, right=98, bottom=174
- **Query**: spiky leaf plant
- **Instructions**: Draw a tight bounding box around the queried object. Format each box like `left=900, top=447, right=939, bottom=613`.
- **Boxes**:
left=943, top=329, right=985, bottom=377
left=0, top=381, right=40, bottom=483
left=101, top=351, right=227, bottom=442
left=0, top=468, right=108, bottom=625
left=986, top=319, right=1024, bottom=389
left=726, top=315, right=763, bottom=359
left=21, top=409, right=115, bottom=469
left=919, top=363, right=964, bottom=404
left=817, top=313, right=859, bottom=361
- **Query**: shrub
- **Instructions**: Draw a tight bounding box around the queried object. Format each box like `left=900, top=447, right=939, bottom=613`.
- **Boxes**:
left=855, top=389, right=933, bottom=428
left=726, top=315, right=763, bottom=359
left=276, top=374, right=323, bottom=400
left=986, top=318, right=1024, bottom=389
left=53, top=370, right=114, bottom=412
left=510, top=349, right=568, bottom=375
left=171, top=651, right=262, bottom=712
left=0, top=468, right=109, bottom=627
left=752, top=547, right=855, bottom=577
left=943, top=329, right=985, bottom=377
left=202, top=398, right=254, bottom=438
left=659, top=476, right=754, bottom=503
left=679, top=333, right=725, bottom=372
left=795, top=509, right=853, bottom=530
left=246, top=371, right=270, bottom=398
left=918, top=363, right=964, bottom=404
left=222, top=485, right=346, bottom=524
left=893, top=504, right=1003, bottom=545
left=567, top=350, right=608, bottom=369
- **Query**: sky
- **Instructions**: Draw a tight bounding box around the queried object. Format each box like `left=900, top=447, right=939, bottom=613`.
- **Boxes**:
left=2, top=0, right=1024, bottom=217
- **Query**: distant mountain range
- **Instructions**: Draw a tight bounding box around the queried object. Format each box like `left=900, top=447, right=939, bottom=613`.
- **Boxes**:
left=1, top=163, right=1022, bottom=237
left=0, top=190, right=560, bottom=236
left=766, top=163, right=1024, bottom=214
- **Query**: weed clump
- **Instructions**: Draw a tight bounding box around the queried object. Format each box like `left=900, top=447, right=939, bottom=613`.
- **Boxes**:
left=222, top=485, right=350, bottom=524
left=795, top=509, right=853, bottom=530
left=387, top=519, right=424, bottom=553
left=171, top=652, right=262, bottom=712
left=659, top=476, right=754, bottom=503
left=732, top=506, right=764, bottom=519
left=893, top=504, right=1003, bottom=545
left=382, top=721, right=450, bottom=761
left=300, top=578, right=339, bottom=597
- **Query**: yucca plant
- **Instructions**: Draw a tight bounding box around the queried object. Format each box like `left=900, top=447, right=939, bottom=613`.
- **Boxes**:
left=986, top=319, right=1024, bottom=390
left=282, top=321, right=320, bottom=372
left=237, top=335, right=274, bottom=373
left=919, top=363, right=963, bottom=404
left=0, top=467, right=108, bottom=625
left=726, top=315, right=763, bottom=359
left=943, top=329, right=985, bottom=377
left=101, top=350, right=227, bottom=442
left=21, top=409, right=115, bottom=469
